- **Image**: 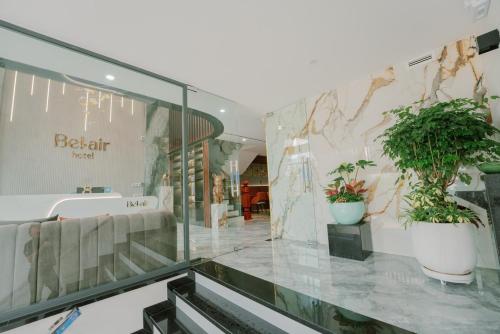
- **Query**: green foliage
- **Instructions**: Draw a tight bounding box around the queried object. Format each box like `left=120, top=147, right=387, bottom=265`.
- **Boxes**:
left=325, top=160, right=376, bottom=203
left=405, top=180, right=481, bottom=227
left=379, top=97, right=500, bottom=225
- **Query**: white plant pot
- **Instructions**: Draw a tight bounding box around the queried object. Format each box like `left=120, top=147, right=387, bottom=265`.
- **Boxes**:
left=328, top=201, right=365, bottom=225
left=411, top=222, right=477, bottom=284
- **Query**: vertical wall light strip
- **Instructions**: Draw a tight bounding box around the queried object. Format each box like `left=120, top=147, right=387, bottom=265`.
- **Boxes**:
left=235, top=160, right=240, bottom=195
left=131, top=100, right=134, bottom=115
left=229, top=161, right=234, bottom=197
left=84, top=91, right=89, bottom=132
left=45, top=79, right=51, bottom=112
left=98, top=91, right=101, bottom=109
left=9, top=71, right=18, bottom=122
left=121, top=96, right=124, bottom=108
left=30, top=75, right=35, bottom=96
left=109, top=93, right=113, bottom=123
left=62, top=82, right=66, bottom=95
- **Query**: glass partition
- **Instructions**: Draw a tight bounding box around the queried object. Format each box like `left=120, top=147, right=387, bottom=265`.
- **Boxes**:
left=186, top=88, right=270, bottom=260
left=0, top=23, right=222, bottom=324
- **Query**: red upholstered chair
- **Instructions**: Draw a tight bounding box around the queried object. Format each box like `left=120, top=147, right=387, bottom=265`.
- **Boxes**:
left=251, top=192, right=269, bottom=212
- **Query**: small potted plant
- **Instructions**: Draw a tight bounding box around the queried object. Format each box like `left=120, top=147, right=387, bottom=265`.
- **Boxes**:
left=325, top=160, right=376, bottom=224
left=379, top=97, right=500, bottom=284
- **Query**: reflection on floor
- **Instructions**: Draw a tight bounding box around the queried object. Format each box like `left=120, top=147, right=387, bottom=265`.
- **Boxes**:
left=213, top=238, right=500, bottom=334
left=177, top=216, right=271, bottom=260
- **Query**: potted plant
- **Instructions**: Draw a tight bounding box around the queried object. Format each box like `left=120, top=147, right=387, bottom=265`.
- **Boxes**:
left=379, top=97, right=500, bottom=284
left=325, top=160, right=376, bottom=224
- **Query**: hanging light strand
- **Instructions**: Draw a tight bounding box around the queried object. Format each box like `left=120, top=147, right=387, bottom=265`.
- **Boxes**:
left=9, top=71, right=18, bottom=122
left=109, top=93, right=113, bottom=123
left=84, top=91, right=89, bottom=132
left=30, top=75, right=35, bottom=96
left=45, top=79, right=51, bottom=113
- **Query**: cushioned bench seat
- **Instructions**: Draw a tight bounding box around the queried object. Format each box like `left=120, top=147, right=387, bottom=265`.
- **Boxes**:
left=0, top=210, right=177, bottom=313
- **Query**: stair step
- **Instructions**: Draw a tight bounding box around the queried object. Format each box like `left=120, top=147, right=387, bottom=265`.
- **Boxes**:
left=169, top=277, right=260, bottom=334
left=192, top=261, right=414, bottom=334
left=144, top=301, right=189, bottom=334
left=131, top=329, right=148, bottom=334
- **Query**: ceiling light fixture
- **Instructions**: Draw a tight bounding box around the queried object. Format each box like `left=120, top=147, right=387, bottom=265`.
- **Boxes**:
left=242, top=138, right=247, bottom=142
left=464, top=0, right=491, bottom=21
left=105, top=74, right=115, bottom=81
left=219, top=109, right=226, bottom=113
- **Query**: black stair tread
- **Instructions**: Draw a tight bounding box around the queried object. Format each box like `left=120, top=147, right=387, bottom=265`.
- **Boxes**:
left=192, top=261, right=415, bottom=334
left=167, top=276, right=192, bottom=291
left=185, top=293, right=261, bottom=334
left=171, top=278, right=260, bottom=334
left=144, top=300, right=189, bottom=334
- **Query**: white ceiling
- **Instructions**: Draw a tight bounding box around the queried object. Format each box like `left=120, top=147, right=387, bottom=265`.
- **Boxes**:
left=0, top=0, right=499, bottom=115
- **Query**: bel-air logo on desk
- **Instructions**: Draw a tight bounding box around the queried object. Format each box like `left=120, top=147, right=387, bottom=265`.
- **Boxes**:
left=126, top=199, right=148, bottom=208
left=54, top=133, right=111, bottom=159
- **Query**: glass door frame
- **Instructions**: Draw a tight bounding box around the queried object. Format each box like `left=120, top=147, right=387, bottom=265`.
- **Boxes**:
left=0, top=19, right=192, bottom=328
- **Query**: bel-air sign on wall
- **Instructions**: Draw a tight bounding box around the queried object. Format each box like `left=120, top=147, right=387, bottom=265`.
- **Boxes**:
left=54, top=133, right=111, bottom=159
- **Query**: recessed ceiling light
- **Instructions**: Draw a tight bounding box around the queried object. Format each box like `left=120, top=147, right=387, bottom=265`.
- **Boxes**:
left=105, top=74, right=115, bottom=81
left=242, top=138, right=247, bottom=142
left=219, top=109, right=226, bottom=113
left=278, top=125, right=283, bottom=130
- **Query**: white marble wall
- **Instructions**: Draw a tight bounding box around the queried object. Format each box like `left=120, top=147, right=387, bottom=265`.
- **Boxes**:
left=266, top=100, right=318, bottom=243
left=266, top=36, right=500, bottom=268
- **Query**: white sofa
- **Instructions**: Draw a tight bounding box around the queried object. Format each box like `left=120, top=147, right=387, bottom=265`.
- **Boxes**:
left=0, top=210, right=177, bottom=313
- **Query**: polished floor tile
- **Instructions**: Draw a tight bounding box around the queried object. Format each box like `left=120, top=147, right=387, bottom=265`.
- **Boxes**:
left=213, top=239, right=500, bottom=334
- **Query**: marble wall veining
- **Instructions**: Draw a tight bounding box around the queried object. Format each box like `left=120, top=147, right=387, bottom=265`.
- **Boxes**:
left=266, top=37, right=500, bottom=268
left=266, top=100, right=318, bottom=243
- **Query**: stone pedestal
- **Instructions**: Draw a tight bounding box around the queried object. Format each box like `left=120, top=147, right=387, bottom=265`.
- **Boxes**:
left=327, top=222, right=372, bottom=261
left=158, top=186, right=174, bottom=212
left=211, top=203, right=228, bottom=230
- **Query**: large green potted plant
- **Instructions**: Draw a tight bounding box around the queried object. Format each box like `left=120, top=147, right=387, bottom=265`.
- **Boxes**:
left=379, top=97, right=500, bottom=284
left=325, top=160, right=376, bottom=224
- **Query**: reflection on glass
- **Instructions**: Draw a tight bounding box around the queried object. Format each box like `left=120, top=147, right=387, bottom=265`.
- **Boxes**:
left=0, top=60, right=220, bottom=316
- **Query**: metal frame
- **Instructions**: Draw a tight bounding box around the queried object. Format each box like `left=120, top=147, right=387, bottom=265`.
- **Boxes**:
left=0, top=19, right=193, bottom=329
left=0, top=262, right=189, bottom=331
left=182, top=86, right=190, bottom=264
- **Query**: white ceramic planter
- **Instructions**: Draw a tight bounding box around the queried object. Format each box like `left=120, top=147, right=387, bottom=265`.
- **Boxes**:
left=328, top=201, right=365, bottom=225
left=411, top=222, right=477, bottom=283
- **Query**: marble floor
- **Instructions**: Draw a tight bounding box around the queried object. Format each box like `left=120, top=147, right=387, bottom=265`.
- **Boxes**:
left=177, top=216, right=272, bottom=260
left=213, top=238, right=500, bottom=334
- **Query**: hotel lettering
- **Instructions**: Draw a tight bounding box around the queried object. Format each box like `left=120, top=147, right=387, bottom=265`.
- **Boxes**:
left=54, top=133, right=111, bottom=159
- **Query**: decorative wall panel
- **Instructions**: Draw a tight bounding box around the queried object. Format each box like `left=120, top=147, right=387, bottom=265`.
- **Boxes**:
left=266, top=37, right=500, bottom=268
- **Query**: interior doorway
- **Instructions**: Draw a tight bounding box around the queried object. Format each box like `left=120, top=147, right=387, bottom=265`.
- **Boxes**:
left=240, top=155, right=270, bottom=221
